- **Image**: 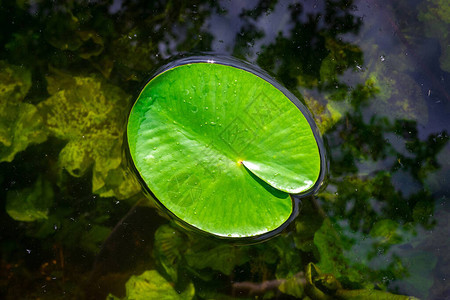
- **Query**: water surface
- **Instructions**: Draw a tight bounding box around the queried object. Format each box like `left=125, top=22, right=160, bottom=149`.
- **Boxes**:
left=0, top=1, right=448, bottom=299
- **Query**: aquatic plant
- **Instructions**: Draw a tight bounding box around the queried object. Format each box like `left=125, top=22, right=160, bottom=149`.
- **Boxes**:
left=127, top=59, right=324, bottom=238
left=1, top=1, right=448, bottom=299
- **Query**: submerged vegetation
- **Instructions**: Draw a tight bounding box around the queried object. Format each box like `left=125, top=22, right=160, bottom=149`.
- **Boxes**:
left=0, top=0, right=448, bottom=299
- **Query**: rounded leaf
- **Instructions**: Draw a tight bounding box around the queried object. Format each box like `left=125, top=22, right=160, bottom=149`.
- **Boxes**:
left=127, top=58, right=323, bottom=238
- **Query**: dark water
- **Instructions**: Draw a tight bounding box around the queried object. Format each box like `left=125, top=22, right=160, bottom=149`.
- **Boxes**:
left=0, top=0, right=449, bottom=299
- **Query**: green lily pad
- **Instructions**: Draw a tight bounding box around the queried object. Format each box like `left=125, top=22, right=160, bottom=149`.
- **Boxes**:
left=127, top=59, right=322, bottom=237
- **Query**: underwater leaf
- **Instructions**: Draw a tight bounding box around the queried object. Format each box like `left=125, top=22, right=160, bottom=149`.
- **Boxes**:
left=93, top=167, right=141, bottom=199
left=127, top=61, right=322, bottom=237
left=76, top=31, right=104, bottom=59
left=319, top=37, right=363, bottom=84
left=314, top=219, right=347, bottom=278
left=111, top=30, right=158, bottom=72
left=314, top=218, right=361, bottom=284
left=80, top=225, right=111, bottom=254
left=0, top=61, right=31, bottom=107
left=39, top=75, right=125, bottom=139
left=367, top=71, right=428, bottom=125
left=58, top=139, right=94, bottom=177
left=272, top=236, right=304, bottom=279
left=118, top=270, right=194, bottom=300
left=0, top=103, right=48, bottom=163
left=153, top=224, right=188, bottom=282
left=38, top=72, right=140, bottom=199
left=302, top=92, right=343, bottom=133
left=351, top=14, right=429, bottom=124
left=0, top=61, right=47, bottom=162
left=305, top=263, right=418, bottom=300
left=184, top=240, right=250, bottom=276
left=278, top=276, right=305, bottom=298
left=370, top=219, right=404, bottom=246
left=45, top=11, right=83, bottom=51
left=6, top=176, right=54, bottom=222
left=354, top=24, right=428, bottom=125
left=304, top=263, right=338, bottom=300
left=335, top=289, right=420, bottom=300
left=45, top=11, right=104, bottom=59
left=293, top=199, right=325, bottom=253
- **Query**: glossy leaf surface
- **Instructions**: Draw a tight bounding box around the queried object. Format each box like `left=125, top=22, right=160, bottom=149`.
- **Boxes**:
left=127, top=62, right=321, bottom=237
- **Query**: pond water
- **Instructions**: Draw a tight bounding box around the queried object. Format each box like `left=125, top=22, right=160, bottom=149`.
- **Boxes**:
left=0, top=1, right=449, bottom=299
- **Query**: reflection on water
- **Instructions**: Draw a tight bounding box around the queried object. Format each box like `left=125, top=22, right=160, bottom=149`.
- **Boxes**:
left=0, top=0, right=448, bottom=299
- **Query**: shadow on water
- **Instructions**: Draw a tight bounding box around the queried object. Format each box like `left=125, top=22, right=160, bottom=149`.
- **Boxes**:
left=0, top=0, right=449, bottom=299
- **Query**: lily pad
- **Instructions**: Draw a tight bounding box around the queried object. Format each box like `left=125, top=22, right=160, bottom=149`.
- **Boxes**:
left=127, top=59, right=322, bottom=237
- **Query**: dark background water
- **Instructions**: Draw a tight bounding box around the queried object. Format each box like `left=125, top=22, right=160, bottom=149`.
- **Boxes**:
left=0, top=0, right=449, bottom=299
